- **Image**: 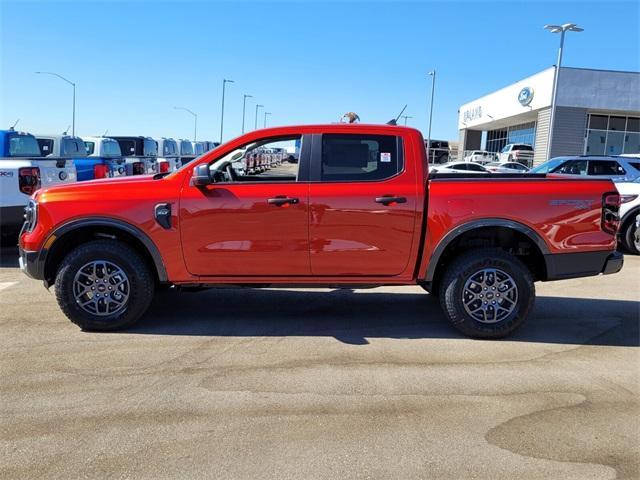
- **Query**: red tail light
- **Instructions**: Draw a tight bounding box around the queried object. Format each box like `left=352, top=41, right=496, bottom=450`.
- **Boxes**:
left=159, top=161, right=170, bottom=173
left=602, top=192, right=621, bottom=235
left=132, top=162, right=145, bottom=175
left=19, top=167, right=41, bottom=195
left=94, top=164, right=109, bottom=179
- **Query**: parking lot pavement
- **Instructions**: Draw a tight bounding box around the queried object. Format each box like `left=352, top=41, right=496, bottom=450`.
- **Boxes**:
left=1, top=246, right=638, bottom=480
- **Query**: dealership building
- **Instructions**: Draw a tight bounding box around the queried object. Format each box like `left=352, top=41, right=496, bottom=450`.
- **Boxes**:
left=458, top=67, right=640, bottom=165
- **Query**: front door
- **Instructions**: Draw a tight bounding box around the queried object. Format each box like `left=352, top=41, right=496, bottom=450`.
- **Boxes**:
left=308, top=132, right=419, bottom=276
left=180, top=135, right=310, bottom=276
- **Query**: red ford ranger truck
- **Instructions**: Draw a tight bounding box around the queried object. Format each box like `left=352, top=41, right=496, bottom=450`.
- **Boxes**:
left=18, top=124, right=624, bottom=338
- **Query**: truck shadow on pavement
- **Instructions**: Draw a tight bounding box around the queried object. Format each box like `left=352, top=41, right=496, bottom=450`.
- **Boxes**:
left=129, top=288, right=639, bottom=347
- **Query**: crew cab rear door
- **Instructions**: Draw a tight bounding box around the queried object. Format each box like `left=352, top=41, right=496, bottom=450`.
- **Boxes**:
left=308, top=132, right=419, bottom=275
left=179, top=135, right=311, bottom=276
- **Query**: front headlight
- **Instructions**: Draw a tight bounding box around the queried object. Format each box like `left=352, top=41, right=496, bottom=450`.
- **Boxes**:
left=23, top=199, right=38, bottom=233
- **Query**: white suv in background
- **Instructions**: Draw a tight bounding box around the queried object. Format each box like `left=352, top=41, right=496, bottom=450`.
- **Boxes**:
left=496, top=143, right=534, bottom=166
left=616, top=178, right=640, bottom=255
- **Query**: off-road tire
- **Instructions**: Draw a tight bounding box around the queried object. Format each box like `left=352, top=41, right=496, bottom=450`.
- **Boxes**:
left=439, top=248, right=534, bottom=339
left=54, top=240, right=154, bottom=331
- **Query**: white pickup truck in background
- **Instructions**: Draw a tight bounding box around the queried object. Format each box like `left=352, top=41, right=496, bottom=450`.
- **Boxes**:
left=0, top=129, right=76, bottom=237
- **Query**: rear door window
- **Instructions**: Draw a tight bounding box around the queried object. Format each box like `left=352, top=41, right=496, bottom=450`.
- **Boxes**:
left=319, top=134, right=402, bottom=182
left=553, top=160, right=588, bottom=175
left=588, top=160, right=626, bottom=175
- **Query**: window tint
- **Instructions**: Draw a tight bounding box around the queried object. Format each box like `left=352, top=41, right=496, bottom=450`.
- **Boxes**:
left=320, top=134, right=401, bottom=182
left=37, top=138, right=54, bottom=156
left=62, top=139, right=82, bottom=155
left=10, top=135, right=41, bottom=157
left=588, top=160, right=626, bottom=176
left=143, top=139, right=157, bottom=156
left=84, top=142, right=95, bottom=155
left=163, top=141, right=177, bottom=156
left=465, top=163, right=485, bottom=171
left=628, top=162, right=640, bottom=171
left=553, top=160, right=588, bottom=175
left=589, top=115, right=608, bottom=130
left=103, top=140, right=121, bottom=156
left=515, top=144, right=533, bottom=151
left=118, top=140, right=136, bottom=155
left=210, top=136, right=301, bottom=183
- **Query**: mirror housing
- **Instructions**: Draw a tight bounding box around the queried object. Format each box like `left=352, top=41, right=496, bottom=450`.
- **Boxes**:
left=192, top=164, right=211, bottom=186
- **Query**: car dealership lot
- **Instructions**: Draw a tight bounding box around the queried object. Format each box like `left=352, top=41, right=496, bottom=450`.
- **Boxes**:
left=1, top=248, right=638, bottom=480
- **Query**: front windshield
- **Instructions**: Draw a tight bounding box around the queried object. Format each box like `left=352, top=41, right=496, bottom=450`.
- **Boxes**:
left=530, top=157, right=566, bottom=173
left=8, top=134, right=41, bottom=157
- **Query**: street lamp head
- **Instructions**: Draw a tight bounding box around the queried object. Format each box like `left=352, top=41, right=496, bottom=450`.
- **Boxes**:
left=544, top=23, right=583, bottom=33
left=427, top=70, right=435, bottom=76
left=244, top=94, right=253, bottom=98
left=224, top=78, right=235, bottom=84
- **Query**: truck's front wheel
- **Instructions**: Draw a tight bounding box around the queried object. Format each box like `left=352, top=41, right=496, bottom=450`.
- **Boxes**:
left=439, top=249, right=534, bottom=338
left=54, top=240, right=155, bottom=331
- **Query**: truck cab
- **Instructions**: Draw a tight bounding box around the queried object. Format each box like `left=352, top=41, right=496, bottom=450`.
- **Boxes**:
left=82, top=136, right=127, bottom=179
left=0, top=129, right=76, bottom=234
left=155, top=138, right=181, bottom=173
left=109, top=136, right=158, bottom=175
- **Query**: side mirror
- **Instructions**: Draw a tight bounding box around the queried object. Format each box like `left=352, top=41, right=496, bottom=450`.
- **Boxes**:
left=192, top=164, right=211, bottom=186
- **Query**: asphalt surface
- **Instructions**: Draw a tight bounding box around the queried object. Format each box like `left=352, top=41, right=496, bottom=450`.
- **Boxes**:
left=1, top=245, right=638, bottom=480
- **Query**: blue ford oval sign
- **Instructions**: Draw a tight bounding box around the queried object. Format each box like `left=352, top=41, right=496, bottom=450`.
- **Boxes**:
left=518, top=87, right=534, bottom=106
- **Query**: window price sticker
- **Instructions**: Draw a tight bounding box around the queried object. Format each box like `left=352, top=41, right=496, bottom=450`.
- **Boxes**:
left=380, top=152, right=391, bottom=163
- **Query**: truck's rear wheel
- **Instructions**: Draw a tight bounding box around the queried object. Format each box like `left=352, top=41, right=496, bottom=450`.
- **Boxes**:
left=439, top=249, right=534, bottom=338
left=54, top=240, right=154, bottom=331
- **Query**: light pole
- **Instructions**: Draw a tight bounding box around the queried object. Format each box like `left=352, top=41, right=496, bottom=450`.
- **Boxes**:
left=263, top=112, right=272, bottom=128
left=220, top=78, right=234, bottom=143
left=401, top=115, right=413, bottom=126
left=544, top=23, right=583, bottom=160
left=254, top=104, right=263, bottom=130
left=36, top=71, right=76, bottom=136
left=427, top=70, right=436, bottom=162
left=242, top=94, right=253, bottom=133
left=174, top=106, right=198, bottom=141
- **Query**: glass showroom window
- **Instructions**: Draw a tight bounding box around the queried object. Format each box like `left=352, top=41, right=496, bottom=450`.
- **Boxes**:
left=486, top=122, right=536, bottom=153
left=585, top=115, right=640, bottom=155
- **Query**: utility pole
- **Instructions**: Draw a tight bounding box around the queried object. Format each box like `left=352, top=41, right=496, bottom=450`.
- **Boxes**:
left=427, top=70, right=436, bottom=162
left=242, top=94, right=252, bottom=133
left=264, top=112, right=271, bottom=128
left=544, top=23, right=583, bottom=160
left=36, top=71, right=76, bottom=136
left=255, top=104, right=264, bottom=130
left=220, top=78, right=234, bottom=143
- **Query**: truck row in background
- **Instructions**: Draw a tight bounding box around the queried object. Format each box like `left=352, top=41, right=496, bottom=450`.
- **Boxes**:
left=2, top=126, right=640, bottom=255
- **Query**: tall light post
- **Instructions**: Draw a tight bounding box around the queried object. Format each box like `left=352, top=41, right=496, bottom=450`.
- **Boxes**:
left=254, top=104, right=263, bottom=130
left=544, top=23, right=583, bottom=160
left=220, top=78, right=234, bottom=143
left=401, top=115, right=413, bottom=126
left=263, top=112, right=272, bottom=128
left=427, top=70, right=436, bottom=162
left=36, top=71, right=76, bottom=136
left=174, top=106, right=198, bottom=141
left=242, top=94, right=253, bottom=133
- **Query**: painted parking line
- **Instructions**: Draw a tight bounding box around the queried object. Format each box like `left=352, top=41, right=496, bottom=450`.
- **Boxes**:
left=0, top=282, right=18, bottom=292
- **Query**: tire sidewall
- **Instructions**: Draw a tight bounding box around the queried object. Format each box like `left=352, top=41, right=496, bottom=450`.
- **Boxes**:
left=55, top=241, right=153, bottom=330
left=623, top=219, right=640, bottom=255
left=442, top=252, right=534, bottom=338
